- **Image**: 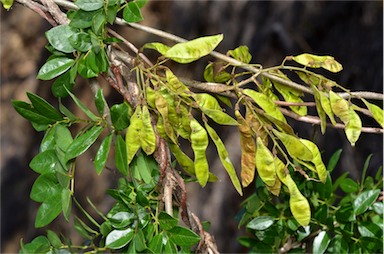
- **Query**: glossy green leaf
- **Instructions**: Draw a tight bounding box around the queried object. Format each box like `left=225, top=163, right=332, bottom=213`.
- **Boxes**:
left=47, top=230, right=62, bottom=248
left=30, top=149, right=60, bottom=174
left=255, top=137, right=277, bottom=187
left=35, top=193, right=63, bottom=228
left=359, top=237, right=382, bottom=252
left=20, top=236, right=51, bottom=254
left=27, top=92, right=63, bottom=121
left=246, top=216, right=274, bottom=231
left=46, top=25, right=77, bottom=53
left=40, top=127, right=55, bottom=152
left=353, top=189, right=380, bottom=215
left=292, top=53, right=343, bottom=72
left=339, top=178, right=359, bottom=193
left=329, top=91, right=349, bottom=124
left=205, top=122, right=242, bottom=195
left=195, top=93, right=221, bottom=110
left=92, top=11, right=106, bottom=35
left=190, top=118, right=209, bottom=187
left=299, top=139, right=327, bottom=182
left=228, top=45, right=252, bottom=63
left=1, top=0, right=13, bottom=10
left=273, top=130, right=313, bottom=161
left=37, top=57, right=74, bottom=80
left=68, top=32, right=92, bottom=52
left=69, top=9, right=96, bottom=28
left=94, top=133, right=112, bottom=175
left=110, top=103, right=131, bottom=131
left=106, top=228, right=134, bottom=249
left=362, top=98, right=383, bottom=128
left=94, top=88, right=106, bottom=115
left=123, top=1, right=143, bottom=23
left=77, top=54, right=98, bottom=78
left=64, top=87, right=98, bottom=120
left=163, top=34, right=223, bottom=63
left=140, top=105, right=156, bottom=155
left=109, top=212, right=135, bottom=229
left=126, top=106, right=142, bottom=164
left=167, top=226, right=200, bottom=246
left=75, top=0, right=103, bottom=11
left=12, top=100, right=55, bottom=124
left=116, top=134, right=128, bottom=176
left=243, top=89, right=286, bottom=123
left=130, top=152, right=155, bottom=184
left=52, top=70, right=75, bottom=98
left=159, top=212, right=178, bottom=231
left=54, top=124, right=73, bottom=151
left=358, top=221, right=382, bottom=238
left=61, top=188, right=71, bottom=221
left=329, top=235, right=349, bottom=253
left=148, top=233, right=163, bottom=253
left=312, top=231, right=330, bottom=254
left=327, top=149, right=342, bottom=173
left=345, top=108, right=361, bottom=146
left=65, top=125, right=103, bottom=161
left=30, top=173, right=61, bottom=202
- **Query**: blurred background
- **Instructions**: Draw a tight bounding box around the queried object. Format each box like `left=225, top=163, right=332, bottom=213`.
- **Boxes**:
left=1, top=1, right=383, bottom=252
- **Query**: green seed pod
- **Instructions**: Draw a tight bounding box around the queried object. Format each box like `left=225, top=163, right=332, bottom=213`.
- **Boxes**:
left=345, top=108, right=362, bottom=147
left=255, top=137, right=277, bottom=187
left=272, top=130, right=313, bottom=162
left=300, top=139, right=327, bottom=183
left=126, top=106, right=142, bottom=164
left=329, top=91, right=349, bottom=124
left=190, top=118, right=209, bottom=187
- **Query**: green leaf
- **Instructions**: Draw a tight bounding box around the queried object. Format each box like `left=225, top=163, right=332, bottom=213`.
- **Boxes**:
left=30, top=173, right=62, bottom=202
left=130, top=152, right=154, bottom=184
left=109, top=212, right=135, bottom=229
left=47, top=230, right=62, bottom=248
left=358, top=221, right=382, bottom=238
left=77, top=54, right=98, bottom=78
left=54, top=124, right=73, bottom=151
left=312, top=231, right=330, bottom=254
left=168, top=143, right=195, bottom=176
left=205, top=122, right=242, bottom=195
left=143, top=42, right=170, bottom=56
left=37, top=57, right=74, bottom=81
left=69, top=9, right=97, bottom=29
left=327, top=149, right=342, bottom=173
left=190, top=118, right=209, bottom=187
left=40, top=127, right=55, bottom=152
left=152, top=34, right=223, bottom=63
left=299, top=139, right=327, bottom=182
left=46, top=25, right=77, bottom=53
left=94, top=133, right=112, bottom=175
left=35, top=194, right=63, bottom=228
left=203, top=109, right=238, bottom=126
left=133, top=229, right=146, bottom=252
left=361, top=154, right=373, bottom=188
left=159, top=212, right=178, bottom=231
left=336, top=204, right=356, bottom=222
left=75, top=0, right=103, bottom=11
left=123, top=1, right=143, bottom=23
left=148, top=233, right=163, bottom=253
left=94, top=88, right=106, bottom=116
left=65, top=125, right=103, bottom=161
left=27, top=92, right=63, bottom=121
left=106, top=228, right=134, bottom=249
left=228, top=45, right=252, bottom=64
left=345, top=108, right=362, bottom=146
left=30, top=149, right=61, bottom=174
left=329, top=235, right=349, bottom=253
left=61, top=188, right=72, bottom=221
left=246, top=216, right=274, bottom=231
left=353, top=189, right=380, bottom=215
left=167, top=226, right=201, bottom=246
left=362, top=99, right=383, bottom=128
left=339, top=178, right=359, bottom=193
left=115, top=134, right=128, bottom=176
left=12, top=100, right=55, bottom=124
left=68, top=32, right=92, bottom=52
left=291, top=53, right=343, bottom=73
left=1, top=0, right=14, bottom=10
left=359, top=237, right=382, bottom=252
left=92, top=11, right=106, bottom=35
left=65, top=87, right=98, bottom=121
left=52, top=70, right=75, bottom=97
left=20, top=236, right=51, bottom=254
left=243, top=89, right=287, bottom=123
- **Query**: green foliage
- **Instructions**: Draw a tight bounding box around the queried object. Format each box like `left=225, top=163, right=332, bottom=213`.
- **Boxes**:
left=238, top=151, right=383, bottom=253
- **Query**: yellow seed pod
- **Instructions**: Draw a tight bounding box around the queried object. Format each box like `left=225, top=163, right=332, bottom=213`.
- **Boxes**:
left=329, top=91, right=349, bottom=124
left=255, top=137, right=277, bottom=187
left=345, top=108, right=362, bottom=147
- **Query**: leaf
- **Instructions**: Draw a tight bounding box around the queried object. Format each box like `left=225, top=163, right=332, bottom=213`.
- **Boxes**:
left=123, top=1, right=143, bottom=23
left=312, top=231, right=330, bottom=254
left=94, top=133, right=112, bottom=175
left=155, top=92, right=178, bottom=144
left=94, top=88, right=106, bottom=115
left=1, top=0, right=13, bottom=10
left=319, top=91, right=337, bottom=125
left=167, top=226, right=201, bottom=246
left=362, top=98, right=383, bottom=128
left=143, top=42, right=170, bottom=56
left=29, top=149, right=61, bottom=174
left=273, top=130, right=313, bottom=161
left=327, top=149, right=342, bottom=173
left=329, top=91, right=349, bottom=124
left=203, top=62, right=231, bottom=83
left=27, top=92, right=63, bottom=121
left=163, top=34, right=223, bottom=63
left=109, top=212, right=135, bottom=229
left=35, top=194, right=63, bottom=228
left=190, top=118, right=209, bottom=187
left=140, top=105, right=156, bottom=155
left=92, top=11, right=106, bottom=35
left=165, top=69, right=190, bottom=95
left=358, top=221, right=382, bottom=238
left=158, top=212, right=178, bottom=231
left=168, top=143, right=195, bottom=176
left=65, top=125, right=103, bottom=161
left=292, top=53, right=343, bottom=72
left=148, top=233, right=163, bottom=253
left=52, top=70, right=75, bottom=97
left=126, top=106, right=142, bottom=164
left=106, top=228, right=134, bottom=249
left=235, top=110, right=256, bottom=187
left=228, top=45, right=252, bottom=64
left=203, top=109, right=238, bottom=126
left=61, top=188, right=72, bottom=221
left=69, top=9, right=96, bottom=28
left=30, top=173, right=62, bottom=202
left=40, top=127, right=55, bottom=152
left=37, top=57, right=74, bottom=80
left=46, top=25, right=77, bottom=53
left=339, top=178, right=359, bottom=193
left=246, top=216, right=274, bottom=231
left=255, top=137, right=277, bottom=187
left=353, top=189, right=380, bottom=215
left=205, top=122, right=242, bottom=195
left=47, top=230, right=62, bottom=248
left=20, top=236, right=51, bottom=254
left=54, top=124, right=73, bottom=151
left=68, top=32, right=92, bottom=52
left=110, top=103, right=131, bottom=131
left=130, top=152, right=155, bottom=184
left=345, top=108, right=362, bottom=146
left=299, top=139, right=327, bottom=182
left=273, top=82, right=307, bottom=116
left=65, top=87, right=98, bottom=120
left=75, top=0, right=104, bottom=11
left=12, top=100, right=54, bottom=124
left=243, top=89, right=286, bottom=123
left=115, top=134, right=128, bottom=176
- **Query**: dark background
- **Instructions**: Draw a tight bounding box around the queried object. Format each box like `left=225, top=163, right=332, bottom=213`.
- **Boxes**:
left=1, top=1, right=383, bottom=252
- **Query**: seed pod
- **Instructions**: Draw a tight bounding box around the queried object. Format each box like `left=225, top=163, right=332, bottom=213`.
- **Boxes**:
left=255, top=137, right=277, bottom=187
left=145, top=86, right=156, bottom=109
left=235, top=110, right=256, bottom=187
left=273, top=130, right=313, bottom=162
left=362, top=98, right=383, bottom=128
left=345, top=108, right=362, bottom=147
left=319, top=91, right=336, bottom=126
left=190, top=118, right=209, bottom=187
left=246, top=107, right=268, bottom=146
left=169, top=143, right=195, bottom=176
left=313, top=88, right=327, bottom=134
left=140, top=105, right=156, bottom=155
left=126, top=106, right=142, bottom=164
left=299, top=139, right=327, bottom=183
left=165, top=69, right=190, bottom=96
left=329, top=91, right=349, bottom=124
left=155, top=92, right=178, bottom=144
left=266, top=178, right=281, bottom=196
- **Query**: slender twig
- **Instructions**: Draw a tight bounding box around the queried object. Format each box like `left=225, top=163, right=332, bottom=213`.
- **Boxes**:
left=40, top=0, right=68, bottom=24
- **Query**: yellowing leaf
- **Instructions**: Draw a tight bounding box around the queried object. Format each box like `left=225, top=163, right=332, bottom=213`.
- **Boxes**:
left=202, top=109, right=238, bottom=126
left=273, top=130, right=313, bottom=161
left=243, top=89, right=287, bottom=123
left=255, top=137, right=277, bottom=187
left=313, top=90, right=327, bottom=134
left=126, top=106, right=142, bottom=164
left=273, top=82, right=307, bottom=116
left=299, top=139, right=327, bottom=183
left=190, top=118, right=209, bottom=187
left=1, top=0, right=13, bottom=10
left=195, top=93, right=221, bottom=110
left=155, top=92, right=178, bottom=144
left=140, top=105, right=156, bottom=155
left=329, top=91, right=349, bottom=124
left=143, top=42, right=170, bottom=56
left=165, top=69, right=190, bottom=96
left=164, top=34, right=223, bottom=63
left=362, top=98, right=383, bottom=128
left=345, top=109, right=362, bottom=147
left=286, top=176, right=311, bottom=226
left=319, top=91, right=337, bottom=126
left=205, top=122, right=242, bottom=195
left=235, top=110, right=256, bottom=187
left=266, top=178, right=281, bottom=196
left=292, top=53, right=343, bottom=73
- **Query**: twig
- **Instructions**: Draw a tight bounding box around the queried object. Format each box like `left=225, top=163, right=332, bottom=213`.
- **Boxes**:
left=39, top=0, right=68, bottom=24
left=15, top=0, right=57, bottom=26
